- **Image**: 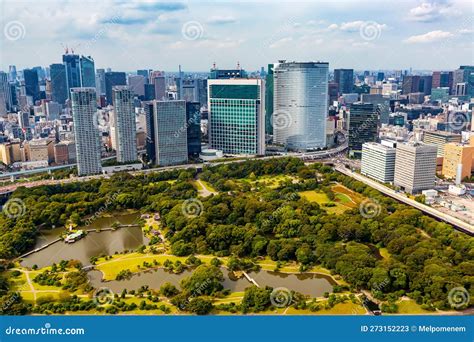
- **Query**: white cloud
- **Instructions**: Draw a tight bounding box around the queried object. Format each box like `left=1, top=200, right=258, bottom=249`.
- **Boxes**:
left=404, top=30, right=454, bottom=43
left=269, top=37, right=293, bottom=49
left=339, top=21, right=387, bottom=33
left=408, top=1, right=460, bottom=22
left=207, top=16, right=237, bottom=25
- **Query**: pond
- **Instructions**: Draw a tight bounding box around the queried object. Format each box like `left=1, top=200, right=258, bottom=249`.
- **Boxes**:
left=88, top=267, right=336, bottom=297
left=20, top=213, right=146, bottom=268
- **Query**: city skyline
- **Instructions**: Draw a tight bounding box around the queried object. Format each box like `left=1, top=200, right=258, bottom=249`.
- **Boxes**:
left=1, top=0, right=473, bottom=72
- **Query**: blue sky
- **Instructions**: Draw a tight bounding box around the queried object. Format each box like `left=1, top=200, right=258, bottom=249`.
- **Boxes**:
left=1, top=0, right=473, bottom=72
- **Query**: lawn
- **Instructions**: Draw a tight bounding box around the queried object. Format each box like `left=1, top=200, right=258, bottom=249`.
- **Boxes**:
left=395, top=298, right=432, bottom=314
left=284, top=302, right=366, bottom=315
left=299, top=191, right=350, bottom=215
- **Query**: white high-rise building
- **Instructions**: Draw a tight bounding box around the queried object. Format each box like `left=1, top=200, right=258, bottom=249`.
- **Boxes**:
left=113, top=86, right=137, bottom=163
left=71, top=88, right=102, bottom=176
left=361, top=142, right=396, bottom=183
left=273, top=61, right=329, bottom=151
left=394, top=142, right=437, bottom=194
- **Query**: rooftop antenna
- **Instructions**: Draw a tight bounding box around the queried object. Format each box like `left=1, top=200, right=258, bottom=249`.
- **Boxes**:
left=212, top=62, right=216, bottom=70
left=237, top=61, right=240, bottom=70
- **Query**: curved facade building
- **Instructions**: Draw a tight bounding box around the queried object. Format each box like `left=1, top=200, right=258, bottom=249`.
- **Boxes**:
left=273, top=61, right=329, bottom=151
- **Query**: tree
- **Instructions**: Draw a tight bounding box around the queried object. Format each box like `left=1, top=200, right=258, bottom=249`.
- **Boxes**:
left=160, top=282, right=179, bottom=297
left=180, top=265, right=224, bottom=296
left=241, top=286, right=271, bottom=313
left=187, top=297, right=213, bottom=315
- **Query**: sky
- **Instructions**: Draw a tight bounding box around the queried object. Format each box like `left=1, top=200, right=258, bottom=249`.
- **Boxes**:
left=0, top=0, right=473, bottom=72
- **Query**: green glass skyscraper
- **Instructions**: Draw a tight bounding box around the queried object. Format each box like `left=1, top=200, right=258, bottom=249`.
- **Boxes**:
left=208, top=79, right=265, bottom=155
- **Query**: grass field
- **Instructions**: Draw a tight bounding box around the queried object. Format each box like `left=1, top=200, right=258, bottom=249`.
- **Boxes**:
left=282, top=302, right=366, bottom=315
left=395, top=298, right=432, bottom=314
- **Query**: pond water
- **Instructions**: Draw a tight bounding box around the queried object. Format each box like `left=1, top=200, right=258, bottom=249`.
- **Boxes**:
left=20, top=213, right=146, bottom=268
left=88, top=267, right=335, bottom=297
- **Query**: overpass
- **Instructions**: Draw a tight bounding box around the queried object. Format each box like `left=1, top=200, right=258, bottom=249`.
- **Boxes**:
left=335, top=165, right=474, bottom=236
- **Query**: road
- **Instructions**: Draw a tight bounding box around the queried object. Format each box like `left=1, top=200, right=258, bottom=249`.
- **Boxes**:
left=335, top=165, right=474, bottom=236
left=0, top=144, right=348, bottom=194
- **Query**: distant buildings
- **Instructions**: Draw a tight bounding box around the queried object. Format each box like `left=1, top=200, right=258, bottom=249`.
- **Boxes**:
left=334, top=68, right=354, bottom=94
left=442, top=142, right=474, bottom=182
left=394, top=142, right=437, bottom=194
left=128, top=75, right=146, bottom=98
left=348, top=103, right=378, bottom=154
left=79, top=56, right=96, bottom=87
left=49, top=63, right=68, bottom=105
left=273, top=61, right=328, bottom=151
left=23, top=69, right=40, bottom=102
left=70, top=88, right=102, bottom=175
left=422, top=130, right=461, bottom=157
left=54, top=140, right=76, bottom=165
left=153, top=75, right=166, bottom=101
left=361, top=142, right=396, bottom=183
left=105, top=72, right=126, bottom=105
left=208, top=78, right=265, bottom=155
left=63, top=54, right=96, bottom=97
left=112, top=86, right=137, bottom=163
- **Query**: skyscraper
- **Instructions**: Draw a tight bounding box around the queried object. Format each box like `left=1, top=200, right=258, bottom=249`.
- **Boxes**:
left=361, top=142, right=396, bottom=183
left=95, top=69, right=106, bottom=95
left=186, top=102, right=201, bottom=156
left=348, top=102, right=378, bottom=154
left=62, top=54, right=81, bottom=96
left=112, top=86, right=137, bottom=163
left=0, top=72, right=12, bottom=114
left=394, top=142, right=437, bottom=194
left=105, top=72, right=126, bottom=105
left=23, top=69, right=40, bottom=103
left=49, top=63, right=68, bottom=105
left=152, top=100, right=188, bottom=166
left=79, top=56, right=96, bottom=88
left=127, top=75, right=145, bottom=98
left=70, top=88, right=102, bottom=175
left=265, top=63, right=274, bottom=135
left=153, top=76, right=166, bottom=100
left=144, top=102, right=156, bottom=163
left=273, top=61, right=328, bottom=151
left=334, top=68, right=354, bottom=94
left=137, top=70, right=149, bottom=83
left=208, top=78, right=265, bottom=155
